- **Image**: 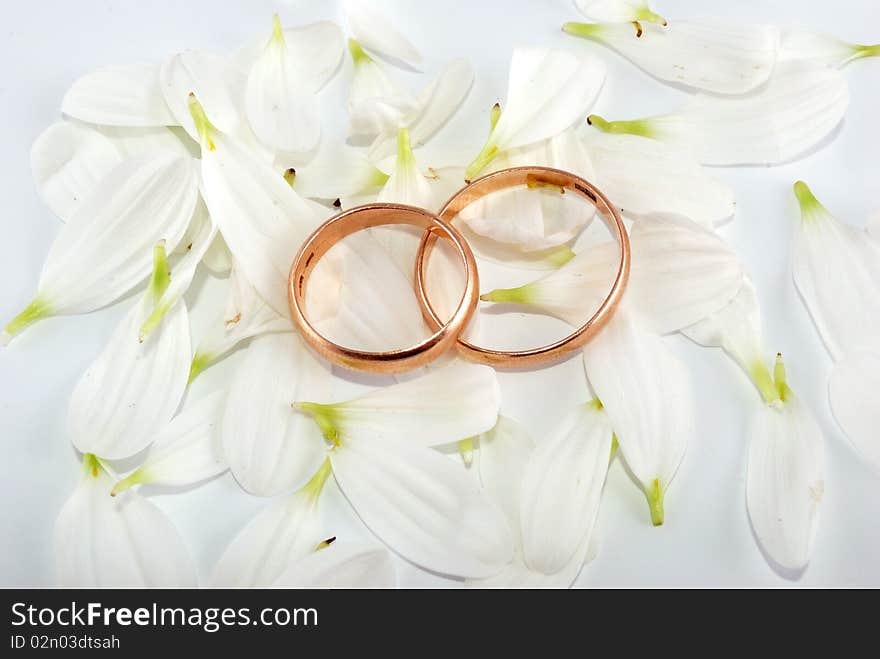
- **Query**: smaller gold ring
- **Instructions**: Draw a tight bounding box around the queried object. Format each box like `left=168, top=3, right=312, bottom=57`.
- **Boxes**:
left=414, top=166, right=631, bottom=369
left=289, top=203, right=479, bottom=374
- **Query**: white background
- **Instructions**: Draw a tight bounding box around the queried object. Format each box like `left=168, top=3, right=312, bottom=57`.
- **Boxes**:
left=1, top=0, right=879, bottom=587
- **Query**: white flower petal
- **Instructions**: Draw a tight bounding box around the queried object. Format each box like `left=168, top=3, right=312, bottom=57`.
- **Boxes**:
left=112, top=389, right=227, bottom=495
left=627, top=215, right=744, bottom=332
left=198, top=125, right=325, bottom=317
left=312, top=231, right=428, bottom=351
left=272, top=542, right=396, bottom=588
left=330, top=434, right=513, bottom=577
left=55, top=455, right=196, bottom=587
left=61, top=63, right=176, bottom=126
left=581, top=128, right=735, bottom=226
left=95, top=125, right=192, bottom=158
left=459, top=128, right=596, bottom=251
left=828, top=348, right=880, bottom=474
left=791, top=182, right=880, bottom=360
left=466, top=48, right=605, bottom=179
left=476, top=415, right=535, bottom=532
left=482, top=214, right=743, bottom=334
left=160, top=51, right=240, bottom=141
left=190, top=265, right=293, bottom=381
left=780, top=28, right=879, bottom=68
left=520, top=402, right=612, bottom=574
left=222, top=333, right=331, bottom=497
left=30, top=121, right=122, bottom=221
left=201, top=231, right=233, bottom=274
left=563, top=20, right=778, bottom=95
left=245, top=18, right=343, bottom=153
left=588, top=63, right=849, bottom=167
left=575, top=0, right=666, bottom=24
left=141, top=200, right=217, bottom=340
left=747, top=393, right=824, bottom=570
left=345, top=0, right=422, bottom=68
left=682, top=64, right=848, bottom=166
left=682, top=276, right=766, bottom=381
left=367, top=59, right=475, bottom=164
left=348, top=41, right=416, bottom=139
left=468, top=535, right=591, bottom=588
left=210, top=466, right=329, bottom=587
left=4, top=152, right=198, bottom=341
left=69, top=282, right=191, bottom=461
left=298, top=361, right=500, bottom=448
left=582, top=307, right=694, bottom=524
left=294, top=142, right=388, bottom=200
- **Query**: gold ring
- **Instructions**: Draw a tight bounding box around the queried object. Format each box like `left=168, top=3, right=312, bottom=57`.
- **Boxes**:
left=289, top=203, right=479, bottom=373
left=414, top=166, right=630, bottom=368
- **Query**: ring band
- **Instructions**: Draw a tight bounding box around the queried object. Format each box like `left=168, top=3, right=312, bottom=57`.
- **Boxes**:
left=288, top=203, right=479, bottom=374
left=414, top=166, right=630, bottom=368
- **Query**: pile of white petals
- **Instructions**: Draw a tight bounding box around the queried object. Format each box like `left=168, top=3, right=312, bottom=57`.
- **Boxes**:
left=5, top=0, right=879, bottom=587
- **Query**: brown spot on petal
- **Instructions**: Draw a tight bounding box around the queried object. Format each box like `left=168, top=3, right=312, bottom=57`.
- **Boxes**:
left=809, top=481, right=825, bottom=504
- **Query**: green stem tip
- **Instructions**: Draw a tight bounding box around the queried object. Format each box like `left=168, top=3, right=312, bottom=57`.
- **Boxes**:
left=270, top=14, right=285, bottom=45
left=348, top=38, right=372, bottom=65
left=188, top=93, right=216, bottom=151
left=851, top=43, right=880, bottom=61
left=3, top=296, right=52, bottom=344
left=562, top=21, right=603, bottom=39
left=111, top=470, right=145, bottom=497
left=294, top=402, right=341, bottom=446
left=188, top=351, right=214, bottom=384
left=646, top=478, right=665, bottom=526
left=793, top=180, right=829, bottom=223
left=587, top=114, right=657, bottom=139
left=464, top=142, right=499, bottom=183
left=457, top=437, right=475, bottom=468
left=479, top=284, right=533, bottom=305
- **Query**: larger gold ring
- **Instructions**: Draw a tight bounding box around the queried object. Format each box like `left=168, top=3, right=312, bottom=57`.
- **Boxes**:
left=414, top=166, right=630, bottom=368
left=289, top=203, right=479, bottom=374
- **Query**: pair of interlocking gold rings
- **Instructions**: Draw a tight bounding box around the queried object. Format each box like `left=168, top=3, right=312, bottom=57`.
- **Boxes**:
left=288, top=166, right=631, bottom=374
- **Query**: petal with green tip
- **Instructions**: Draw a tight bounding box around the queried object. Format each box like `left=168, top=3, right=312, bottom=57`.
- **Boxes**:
left=345, top=0, right=422, bottom=68
left=791, top=182, right=880, bottom=359
left=222, top=333, right=331, bottom=497
left=189, top=264, right=293, bottom=381
left=68, top=254, right=191, bottom=460
left=780, top=28, right=880, bottom=68
left=366, top=58, right=475, bottom=167
left=297, top=361, right=500, bottom=449
left=746, top=392, right=824, bottom=570
left=563, top=20, right=777, bottom=95
left=3, top=152, right=197, bottom=343
left=245, top=19, right=343, bottom=153
left=465, top=48, right=605, bottom=180
left=160, top=50, right=240, bottom=141
left=198, top=125, right=326, bottom=317
left=211, top=464, right=330, bottom=587
left=583, top=307, right=694, bottom=525
left=54, top=454, right=196, bottom=587
left=112, top=389, right=228, bottom=496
